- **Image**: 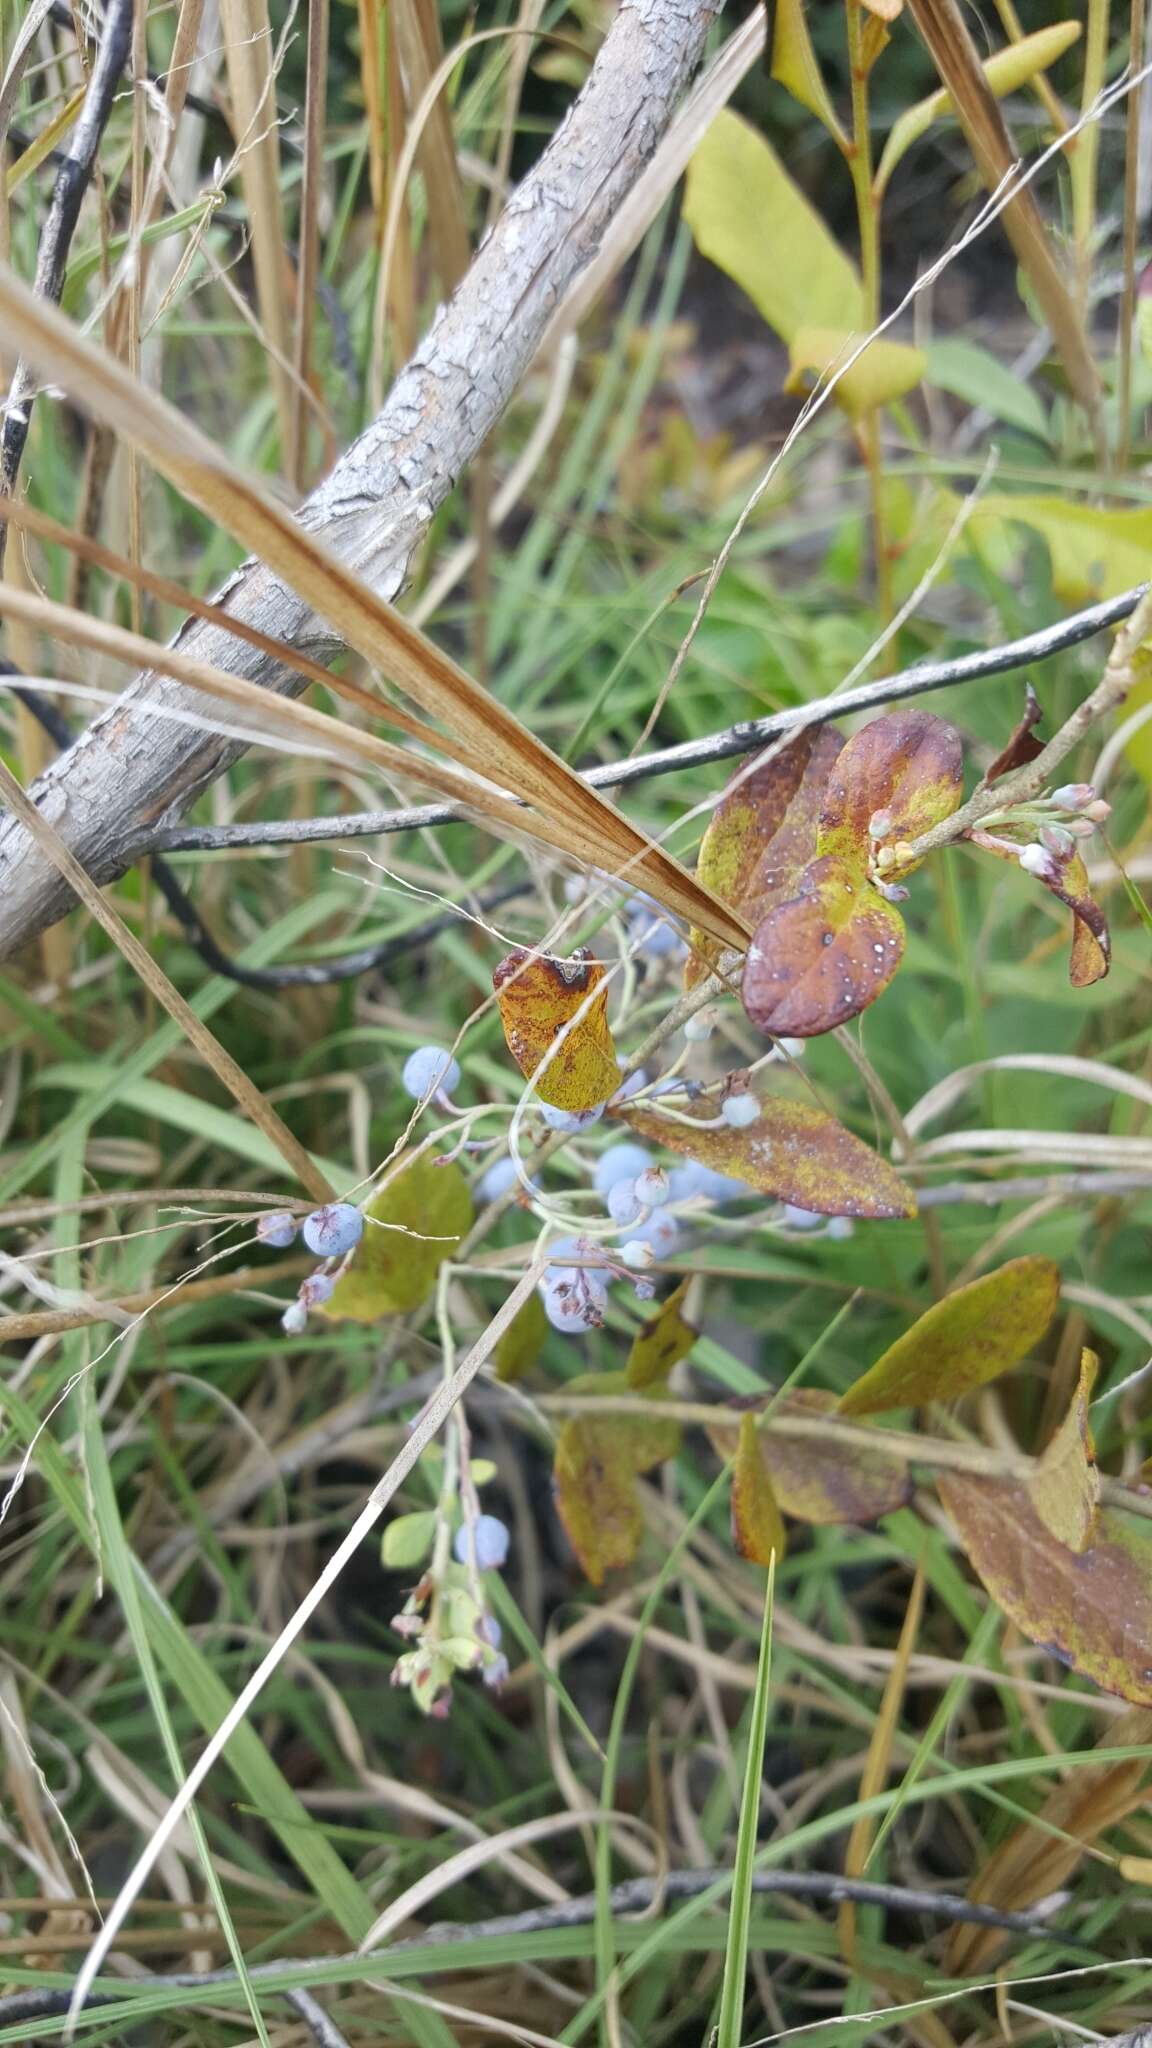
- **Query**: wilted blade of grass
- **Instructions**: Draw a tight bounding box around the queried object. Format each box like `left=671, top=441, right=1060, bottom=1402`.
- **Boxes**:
left=0, top=264, right=750, bottom=950
left=838, top=1566, right=925, bottom=1966
left=392, top=0, right=470, bottom=292
left=218, top=0, right=295, bottom=456
left=714, top=1556, right=776, bottom=2048
left=3, top=86, right=85, bottom=195
left=905, top=0, right=1102, bottom=437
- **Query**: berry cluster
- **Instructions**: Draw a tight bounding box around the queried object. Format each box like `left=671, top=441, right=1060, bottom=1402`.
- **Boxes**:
left=256, top=1201, right=365, bottom=1332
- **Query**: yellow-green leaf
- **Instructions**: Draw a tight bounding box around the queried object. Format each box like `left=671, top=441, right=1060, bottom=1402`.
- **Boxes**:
left=770, top=0, right=848, bottom=146
left=626, top=1278, right=697, bottom=1391
left=785, top=327, right=927, bottom=421
left=381, top=1510, right=437, bottom=1570
left=1028, top=1349, right=1100, bottom=1553
left=969, top=495, right=1152, bottom=605
left=618, top=1091, right=915, bottom=1220
left=684, top=110, right=862, bottom=346
left=494, top=1289, right=549, bottom=1384
left=320, top=1151, right=472, bottom=1320
left=493, top=946, right=620, bottom=1111
left=940, top=1473, right=1152, bottom=1706
left=874, top=22, right=1083, bottom=197
left=839, top=1256, right=1061, bottom=1415
left=731, top=1413, right=787, bottom=1565
left=553, top=1372, right=681, bottom=1585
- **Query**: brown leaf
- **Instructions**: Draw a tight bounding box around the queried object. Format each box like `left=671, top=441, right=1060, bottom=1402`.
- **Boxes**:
left=839, top=1256, right=1061, bottom=1414
left=1027, top=1348, right=1100, bottom=1552
left=1051, top=850, right=1111, bottom=988
left=984, top=683, right=1045, bottom=781
left=972, top=833, right=1111, bottom=987
left=553, top=1372, right=681, bottom=1585
left=618, top=1092, right=915, bottom=1220
left=493, top=947, right=620, bottom=1111
left=940, top=1475, right=1152, bottom=1707
left=687, top=728, right=843, bottom=989
left=731, top=1413, right=787, bottom=1564
left=708, top=1390, right=912, bottom=1525
left=742, top=853, right=906, bottom=1038
left=626, top=1278, right=697, bottom=1390
left=817, top=709, right=963, bottom=870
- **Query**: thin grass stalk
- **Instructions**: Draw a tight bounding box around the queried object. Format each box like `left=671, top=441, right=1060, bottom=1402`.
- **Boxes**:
left=394, top=0, right=469, bottom=291
left=1118, top=0, right=1145, bottom=472
left=845, top=0, right=892, bottom=626
left=288, top=0, right=329, bottom=491
left=217, top=0, right=294, bottom=458
left=904, top=0, right=1104, bottom=447
left=1071, top=0, right=1112, bottom=322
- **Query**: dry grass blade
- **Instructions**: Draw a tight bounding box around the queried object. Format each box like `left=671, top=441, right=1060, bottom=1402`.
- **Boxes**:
left=838, top=1567, right=926, bottom=1965
left=392, top=0, right=470, bottom=292
left=288, top=0, right=330, bottom=488
left=0, top=757, right=335, bottom=1202
left=0, top=266, right=748, bottom=948
left=904, top=0, right=1103, bottom=438
left=217, top=0, right=294, bottom=456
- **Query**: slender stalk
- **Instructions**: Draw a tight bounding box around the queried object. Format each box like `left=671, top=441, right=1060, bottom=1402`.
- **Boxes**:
left=845, top=0, right=892, bottom=624
left=1118, top=0, right=1145, bottom=473
left=1071, top=0, right=1112, bottom=323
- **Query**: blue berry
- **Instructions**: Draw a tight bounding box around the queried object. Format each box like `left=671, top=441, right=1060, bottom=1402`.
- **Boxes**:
left=477, top=1156, right=521, bottom=1202
left=542, top=1285, right=595, bottom=1332
left=669, top=1163, right=751, bottom=1205
left=402, top=1045, right=461, bottom=1099
left=722, top=1093, right=760, bottom=1129
left=782, top=1203, right=825, bottom=1231
left=257, top=1210, right=297, bottom=1248
left=302, top=1203, right=364, bottom=1258
left=541, top=1236, right=608, bottom=1330
left=281, top=1300, right=308, bottom=1334
left=454, top=1514, right=510, bottom=1571
left=826, top=1215, right=855, bottom=1240
left=593, top=1143, right=653, bottom=1196
left=631, top=1210, right=680, bottom=1259
left=478, top=1614, right=502, bottom=1648
left=607, top=1179, right=642, bottom=1227
left=624, top=894, right=686, bottom=960
left=483, top=1653, right=510, bottom=1690
left=634, top=1167, right=670, bottom=1208
left=301, top=1270, right=336, bottom=1307
left=620, top=1239, right=653, bottom=1270
left=611, top=1067, right=648, bottom=1103
left=540, top=1102, right=604, bottom=1132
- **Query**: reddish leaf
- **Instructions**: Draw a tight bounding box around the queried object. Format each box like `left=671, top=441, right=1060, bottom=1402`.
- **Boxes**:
left=985, top=683, right=1045, bottom=782
left=709, top=1390, right=912, bottom=1525
left=940, top=1474, right=1152, bottom=1706
left=742, top=853, right=906, bottom=1038
left=1028, top=1349, right=1099, bottom=1552
left=626, top=1278, right=697, bottom=1390
left=972, top=834, right=1110, bottom=988
left=687, top=728, right=843, bottom=988
left=494, top=947, right=620, bottom=1110
left=731, top=1413, right=787, bottom=1563
left=618, top=1091, right=914, bottom=1219
left=554, top=1373, right=681, bottom=1585
left=818, top=709, right=963, bottom=870
left=838, top=1256, right=1061, bottom=1415
left=1052, top=850, right=1111, bottom=988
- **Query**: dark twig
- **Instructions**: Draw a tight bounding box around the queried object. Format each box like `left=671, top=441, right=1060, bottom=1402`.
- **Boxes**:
left=3, top=672, right=528, bottom=988
left=0, top=0, right=135, bottom=553
left=153, top=583, right=1147, bottom=855
left=0, top=1868, right=1073, bottom=2032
